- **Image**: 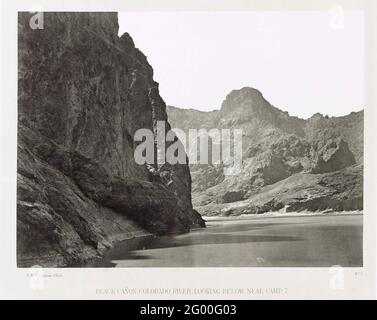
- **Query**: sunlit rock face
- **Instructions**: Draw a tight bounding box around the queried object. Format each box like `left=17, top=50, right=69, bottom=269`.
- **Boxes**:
left=17, top=12, right=204, bottom=267
left=167, top=87, right=363, bottom=215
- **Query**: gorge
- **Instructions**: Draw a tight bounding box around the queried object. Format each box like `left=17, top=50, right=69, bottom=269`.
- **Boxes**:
left=17, top=12, right=363, bottom=268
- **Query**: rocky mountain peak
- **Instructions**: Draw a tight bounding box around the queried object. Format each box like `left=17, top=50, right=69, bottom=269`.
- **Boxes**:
left=224, top=86, right=264, bottom=101
left=308, top=112, right=325, bottom=121
left=220, top=87, right=267, bottom=114
left=167, top=87, right=363, bottom=216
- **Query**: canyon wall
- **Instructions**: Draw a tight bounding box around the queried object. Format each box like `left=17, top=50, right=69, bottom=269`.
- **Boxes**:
left=17, top=12, right=204, bottom=267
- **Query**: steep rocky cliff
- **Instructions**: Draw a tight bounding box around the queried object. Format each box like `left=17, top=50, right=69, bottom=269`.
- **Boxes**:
left=167, top=87, right=363, bottom=215
left=17, top=12, right=204, bottom=267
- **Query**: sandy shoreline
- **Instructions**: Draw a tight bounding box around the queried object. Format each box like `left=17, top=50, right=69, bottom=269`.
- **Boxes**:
left=202, top=210, right=363, bottom=221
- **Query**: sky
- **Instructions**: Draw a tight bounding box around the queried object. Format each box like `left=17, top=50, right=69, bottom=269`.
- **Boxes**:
left=118, top=11, right=364, bottom=119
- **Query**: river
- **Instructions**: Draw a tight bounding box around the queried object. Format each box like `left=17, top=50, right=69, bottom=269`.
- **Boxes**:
left=94, top=214, right=362, bottom=267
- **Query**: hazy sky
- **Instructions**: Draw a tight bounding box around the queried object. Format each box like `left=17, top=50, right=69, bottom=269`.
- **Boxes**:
left=118, top=11, right=364, bottom=119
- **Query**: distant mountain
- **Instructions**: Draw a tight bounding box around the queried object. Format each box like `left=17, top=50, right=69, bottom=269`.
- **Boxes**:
left=167, top=87, right=363, bottom=216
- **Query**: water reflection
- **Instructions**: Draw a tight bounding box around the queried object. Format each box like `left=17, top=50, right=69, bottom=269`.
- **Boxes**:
left=92, top=214, right=362, bottom=267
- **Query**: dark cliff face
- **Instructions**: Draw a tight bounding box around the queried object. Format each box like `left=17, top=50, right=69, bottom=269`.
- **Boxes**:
left=17, top=12, right=204, bottom=267
left=167, top=87, right=363, bottom=215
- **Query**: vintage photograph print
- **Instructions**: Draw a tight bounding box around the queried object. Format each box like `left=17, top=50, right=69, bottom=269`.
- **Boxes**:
left=17, top=9, right=365, bottom=269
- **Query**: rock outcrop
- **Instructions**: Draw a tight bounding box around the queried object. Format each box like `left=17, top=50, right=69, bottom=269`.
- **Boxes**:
left=310, top=138, right=356, bottom=174
left=17, top=12, right=204, bottom=267
left=167, top=87, right=363, bottom=215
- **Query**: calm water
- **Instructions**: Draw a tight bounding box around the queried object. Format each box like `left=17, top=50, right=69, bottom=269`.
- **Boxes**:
left=94, top=214, right=362, bottom=267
